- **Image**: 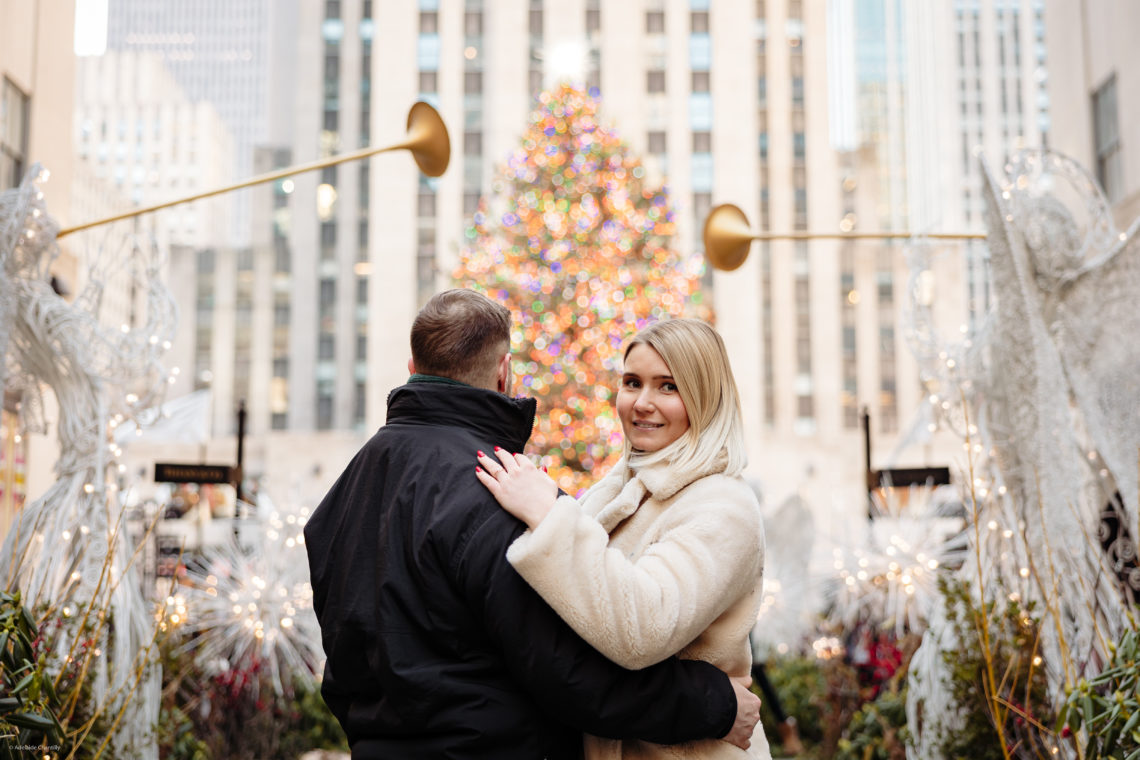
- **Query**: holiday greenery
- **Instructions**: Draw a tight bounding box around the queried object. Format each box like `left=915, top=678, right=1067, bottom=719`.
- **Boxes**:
left=454, top=84, right=710, bottom=494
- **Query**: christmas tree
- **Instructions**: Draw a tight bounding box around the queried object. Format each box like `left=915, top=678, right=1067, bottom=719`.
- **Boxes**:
left=454, top=84, right=710, bottom=495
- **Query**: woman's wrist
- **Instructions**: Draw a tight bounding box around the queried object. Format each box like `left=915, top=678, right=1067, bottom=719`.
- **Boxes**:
left=523, top=499, right=555, bottom=531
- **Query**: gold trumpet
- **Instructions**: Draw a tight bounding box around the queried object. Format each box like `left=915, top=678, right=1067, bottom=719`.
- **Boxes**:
left=58, top=101, right=450, bottom=238
left=701, top=203, right=987, bottom=272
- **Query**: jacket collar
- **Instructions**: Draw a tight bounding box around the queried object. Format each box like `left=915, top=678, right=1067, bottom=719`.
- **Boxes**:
left=590, top=449, right=730, bottom=533
left=386, top=383, right=536, bottom=451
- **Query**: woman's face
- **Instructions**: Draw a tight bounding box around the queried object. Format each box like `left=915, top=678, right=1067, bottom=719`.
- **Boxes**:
left=616, top=344, right=690, bottom=453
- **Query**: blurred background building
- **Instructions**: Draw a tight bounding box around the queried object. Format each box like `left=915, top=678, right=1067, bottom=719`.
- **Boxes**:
left=4, top=0, right=1138, bottom=537
left=1, top=0, right=78, bottom=534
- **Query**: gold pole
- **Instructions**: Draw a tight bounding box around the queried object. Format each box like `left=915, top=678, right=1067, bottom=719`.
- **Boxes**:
left=747, top=231, right=986, bottom=241
left=57, top=101, right=450, bottom=238
left=703, top=202, right=986, bottom=271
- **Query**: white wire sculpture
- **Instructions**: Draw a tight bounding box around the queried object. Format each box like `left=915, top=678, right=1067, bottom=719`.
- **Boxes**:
left=903, top=149, right=1140, bottom=758
left=0, top=165, right=177, bottom=758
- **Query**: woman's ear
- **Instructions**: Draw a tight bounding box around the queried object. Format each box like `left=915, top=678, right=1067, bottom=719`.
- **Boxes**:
left=407, top=357, right=416, bottom=375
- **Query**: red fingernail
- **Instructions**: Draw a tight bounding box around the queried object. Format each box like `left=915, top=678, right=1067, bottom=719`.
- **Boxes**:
left=542, top=466, right=548, bottom=473
left=476, top=466, right=483, bottom=473
left=477, top=450, right=485, bottom=457
left=494, top=446, right=502, bottom=451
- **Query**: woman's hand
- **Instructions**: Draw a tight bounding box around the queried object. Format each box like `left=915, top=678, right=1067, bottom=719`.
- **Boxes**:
left=475, top=448, right=557, bottom=531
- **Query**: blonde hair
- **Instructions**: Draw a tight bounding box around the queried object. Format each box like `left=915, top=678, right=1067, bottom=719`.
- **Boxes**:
left=622, top=318, right=747, bottom=477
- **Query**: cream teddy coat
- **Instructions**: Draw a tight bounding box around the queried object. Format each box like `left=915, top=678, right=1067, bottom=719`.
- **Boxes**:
left=506, top=452, right=772, bottom=759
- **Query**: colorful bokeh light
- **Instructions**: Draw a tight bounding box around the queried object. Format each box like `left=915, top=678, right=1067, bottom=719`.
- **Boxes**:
left=454, top=84, right=710, bottom=495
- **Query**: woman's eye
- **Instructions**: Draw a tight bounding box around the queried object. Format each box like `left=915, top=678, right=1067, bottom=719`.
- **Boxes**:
left=622, top=378, right=641, bottom=388
left=662, top=382, right=678, bottom=392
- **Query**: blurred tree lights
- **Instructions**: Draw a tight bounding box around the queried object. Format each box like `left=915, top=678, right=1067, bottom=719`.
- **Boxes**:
left=455, top=84, right=710, bottom=494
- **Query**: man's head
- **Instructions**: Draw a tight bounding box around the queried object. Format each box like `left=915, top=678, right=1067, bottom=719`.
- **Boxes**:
left=409, top=289, right=512, bottom=391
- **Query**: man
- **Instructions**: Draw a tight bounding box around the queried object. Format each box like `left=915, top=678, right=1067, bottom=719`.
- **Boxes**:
left=305, top=289, right=761, bottom=759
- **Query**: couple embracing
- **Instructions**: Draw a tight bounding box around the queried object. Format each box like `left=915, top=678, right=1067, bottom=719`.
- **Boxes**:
left=305, top=288, right=771, bottom=759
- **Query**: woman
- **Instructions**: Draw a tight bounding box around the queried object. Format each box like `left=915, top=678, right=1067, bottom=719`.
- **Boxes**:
left=476, top=318, right=771, bottom=759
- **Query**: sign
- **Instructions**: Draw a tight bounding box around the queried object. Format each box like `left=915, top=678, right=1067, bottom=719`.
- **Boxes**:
left=154, top=462, right=233, bottom=484
left=868, top=466, right=952, bottom=490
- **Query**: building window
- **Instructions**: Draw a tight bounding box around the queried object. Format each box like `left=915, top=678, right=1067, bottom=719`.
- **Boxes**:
left=197, top=249, right=216, bottom=274
left=354, top=382, right=366, bottom=426
left=418, top=71, right=438, bottom=93
left=586, top=7, right=600, bottom=33
left=464, top=11, right=482, bottom=36
left=0, top=78, right=29, bottom=189
left=1093, top=74, right=1122, bottom=201
left=647, top=70, right=666, bottom=93
left=320, top=221, right=337, bottom=259
left=417, top=189, right=436, bottom=217
left=319, top=279, right=336, bottom=312
left=692, top=70, right=710, bottom=92
left=648, top=130, right=667, bottom=154
left=691, top=11, right=709, bottom=33
left=693, top=192, right=712, bottom=250
left=794, top=188, right=807, bottom=230
left=317, top=396, right=334, bottom=431
left=463, top=192, right=481, bottom=215
left=646, top=10, right=665, bottom=33
left=318, top=335, right=335, bottom=360
left=464, top=71, right=483, bottom=93
left=529, top=8, right=543, bottom=36
left=417, top=229, right=437, bottom=306
left=692, top=131, right=711, bottom=153
left=274, top=239, right=291, bottom=273
left=464, top=131, right=482, bottom=156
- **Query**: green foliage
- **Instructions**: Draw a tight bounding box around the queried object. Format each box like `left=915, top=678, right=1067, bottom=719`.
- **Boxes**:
left=155, top=704, right=209, bottom=760
left=836, top=684, right=911, bottom=760
left=936, top=575, right=1056, bottom=759
left=157, top=635, right=347, bottom=760
left=1, top=590, right=66, bottom=759
left=1058, top=621, right=1140, bottom=760
left=1, top=589, right=142, bottom=759
left=757, top=655, right=865, bottom=758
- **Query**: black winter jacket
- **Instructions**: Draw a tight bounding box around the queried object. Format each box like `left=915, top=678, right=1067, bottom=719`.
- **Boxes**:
left=305, top=381, right=736, bottom=759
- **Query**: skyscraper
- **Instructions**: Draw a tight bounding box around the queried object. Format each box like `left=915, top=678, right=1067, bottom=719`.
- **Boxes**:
left=105, top=0, right=289, bottom=245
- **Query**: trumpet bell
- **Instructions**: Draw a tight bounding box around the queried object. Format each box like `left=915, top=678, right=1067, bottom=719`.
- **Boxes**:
left=702, top=203, right=755, bottom=271
left=404, top=101, right=450, bottom=177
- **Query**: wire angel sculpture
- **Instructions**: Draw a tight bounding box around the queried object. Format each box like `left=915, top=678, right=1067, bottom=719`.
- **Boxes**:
left=0, top=165, right=177, bottom=758
left=904, top=149, right=1140, bottom=759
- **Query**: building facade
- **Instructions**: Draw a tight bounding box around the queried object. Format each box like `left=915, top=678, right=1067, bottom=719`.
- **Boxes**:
left=1, top=0, right=78, bottom=530
left=1045, top=0, right=1140, bottom=227
left=239, top=0, right=964, bottom=517
left=104, top=0, right=290, bottom=245
left=181, top=0, right=1070, bottom=516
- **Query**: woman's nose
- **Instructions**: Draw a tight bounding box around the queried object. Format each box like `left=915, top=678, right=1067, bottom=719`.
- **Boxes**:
left=633, top=389, right=654, bottom=411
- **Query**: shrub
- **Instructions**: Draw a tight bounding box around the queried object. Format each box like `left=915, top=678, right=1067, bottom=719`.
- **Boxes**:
left=1058, top=620, right=1140, bottom=760
left=936, top=576, right=1056, bottom=759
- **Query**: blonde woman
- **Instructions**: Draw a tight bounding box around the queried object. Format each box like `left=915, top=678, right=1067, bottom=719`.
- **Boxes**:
left=476, top=318, right=771, bottom=759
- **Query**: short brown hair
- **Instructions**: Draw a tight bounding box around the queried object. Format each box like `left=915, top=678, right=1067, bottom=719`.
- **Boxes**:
left=410, top=289, right=511, bottom=386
